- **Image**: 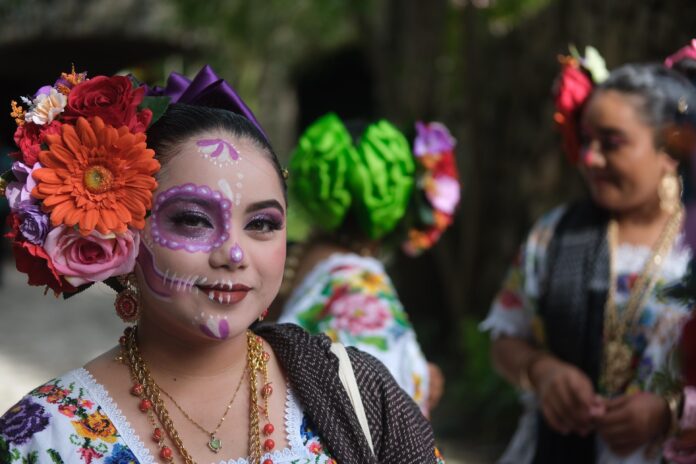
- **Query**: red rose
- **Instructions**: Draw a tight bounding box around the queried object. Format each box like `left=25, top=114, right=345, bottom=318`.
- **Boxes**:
left=554, top=63, right=592, bottom=115
left=5, top=213, right=75, bottom=295
left=13, top=121, right=62, bottom=166
left=62, top=76, right=152, bottom=133
left=554, top=61, right=593, bottom=163
left=434, top=151, right=460, bottom=179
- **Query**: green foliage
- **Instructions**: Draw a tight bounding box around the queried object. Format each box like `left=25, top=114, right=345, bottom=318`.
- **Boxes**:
left=435, top=317, right=519, bottom=439
left=139, top=96, right=171, bottom=128
left=46, top=449, right=64, bottom=464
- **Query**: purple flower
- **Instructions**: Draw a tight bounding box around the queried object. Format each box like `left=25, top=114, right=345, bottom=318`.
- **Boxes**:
left=5, top=161, right=41, bottom=211
left=0, top=398, right=50, bottom=446
left=34, top=85, right=53, bottom=98
left=413, top=122, right=455, bottom=157
left=17, top=202, right=50, bottom=245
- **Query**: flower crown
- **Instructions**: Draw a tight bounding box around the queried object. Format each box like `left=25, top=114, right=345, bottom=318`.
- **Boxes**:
left=402, top=121, right=460, bottom=256
left=289, top=113, right=460, bottom=256
left=2, top=65, right=263, bottom=296
left=553, top=45, right=608, bottom=163
left=1, top=67, right=163, bottom=296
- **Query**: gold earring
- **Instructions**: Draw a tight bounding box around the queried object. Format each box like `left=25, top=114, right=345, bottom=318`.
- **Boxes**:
left=658, top=172, right=681, bottom=214
left=114, top=273, right=140, bottom=323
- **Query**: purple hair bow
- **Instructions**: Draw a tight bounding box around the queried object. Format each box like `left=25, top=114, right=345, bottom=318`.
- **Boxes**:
left=147, top=65, right=267, bottom=141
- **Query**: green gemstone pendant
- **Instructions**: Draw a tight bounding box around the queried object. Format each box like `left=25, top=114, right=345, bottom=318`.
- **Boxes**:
left=208, top=436, right=222, bottom=453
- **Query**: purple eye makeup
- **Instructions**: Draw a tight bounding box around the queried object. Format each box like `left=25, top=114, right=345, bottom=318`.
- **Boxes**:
left=150, top=184, right=231, bottom=252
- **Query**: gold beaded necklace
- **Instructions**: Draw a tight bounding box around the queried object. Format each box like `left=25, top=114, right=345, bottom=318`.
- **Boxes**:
left=600, top=207, right=683, bottom=395
left=119, top=327, right=277, bottom=464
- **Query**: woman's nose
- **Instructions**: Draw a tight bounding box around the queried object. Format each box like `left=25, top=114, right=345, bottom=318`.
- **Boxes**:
left=580, top=142, right=606, bottom=168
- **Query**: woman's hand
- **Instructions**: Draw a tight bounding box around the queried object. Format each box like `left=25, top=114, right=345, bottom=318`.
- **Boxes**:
left=530, top=356, right=601, bottom=435
left=427, top=362, right=445, bottom=413
left=596, top=392, right=670, bottom=456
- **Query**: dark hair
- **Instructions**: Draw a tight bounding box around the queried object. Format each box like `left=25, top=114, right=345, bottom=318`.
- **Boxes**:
left=595, top=63, right=696, bottom=152
left=146, top=103, right=287, bottom=201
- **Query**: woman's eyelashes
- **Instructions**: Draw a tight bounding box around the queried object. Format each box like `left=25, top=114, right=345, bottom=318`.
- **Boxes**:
left=170, top=211, right=214, bottom=229
left=245, top=212, right=284, bottom=233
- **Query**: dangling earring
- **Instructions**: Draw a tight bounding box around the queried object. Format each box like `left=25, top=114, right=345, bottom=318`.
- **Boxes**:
left=258, top=308, right=269, bottom=322
left=115, top=273, right=140, bottom=323
left=658, top=172, right=681, bottom=215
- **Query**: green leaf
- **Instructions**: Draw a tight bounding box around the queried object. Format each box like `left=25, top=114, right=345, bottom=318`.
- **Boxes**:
left=0, top=437, right=11, bottom=463
left=22, top=451, right=38, bottom=464
left=356, top=335, right=388, bottom=351
left=297, top=304, right=326, bottom=333
left=138, top=96, right=171, bottom=128
left=47, top=450, right=64, bottom=464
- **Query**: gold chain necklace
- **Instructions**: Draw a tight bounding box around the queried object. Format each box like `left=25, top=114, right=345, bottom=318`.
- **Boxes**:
left=600, top=208, right=683, bottom=395
left=158, top=365, right=245, bottom=453
left=119, top=327, right=276, bottom=464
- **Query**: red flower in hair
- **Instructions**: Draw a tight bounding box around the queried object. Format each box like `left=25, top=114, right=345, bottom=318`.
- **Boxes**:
left=13, top=121, right=62, bottom=166
left=554, top=58, right=593, bottom=163
left=62, top=76, right=152, bottom=133
left=5, top=213, right=76, bottom=294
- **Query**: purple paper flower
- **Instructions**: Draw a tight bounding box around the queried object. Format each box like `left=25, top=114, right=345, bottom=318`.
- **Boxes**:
left=17, top=202, right=50, bottom=245
left=413, top=122, right=456, bottom=157
left=5, top=161, right=41, bottom=211
left=0, top=397, right=50, bottom=446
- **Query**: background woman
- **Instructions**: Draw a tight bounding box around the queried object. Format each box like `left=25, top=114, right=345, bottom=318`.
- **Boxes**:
left=276, top=113, right=460, bottom=417
left=481, top=49, right=696, bottom=463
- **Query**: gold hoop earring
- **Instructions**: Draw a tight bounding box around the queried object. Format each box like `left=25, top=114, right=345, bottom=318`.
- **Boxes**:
left=658, top=172, right=681, bottom=215
left=115, top=273, right=140, bottom=323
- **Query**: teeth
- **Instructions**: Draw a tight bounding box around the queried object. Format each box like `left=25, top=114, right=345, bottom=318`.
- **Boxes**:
left=194, top=287, right=200, bottom=295
left=163, top=269, right=170, bottom=285
left=218, top=295, right=223, bottom=304
left=226, top=295, right=231, bottom=304
left=208, top=291, right=215, bottom=301
left=199, top=277, right=207, bottom=284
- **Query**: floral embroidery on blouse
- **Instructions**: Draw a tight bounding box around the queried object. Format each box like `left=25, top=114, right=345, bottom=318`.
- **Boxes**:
left=0, top=369, right=337, bottom=464
left=280, top=253, right=431, bottom=414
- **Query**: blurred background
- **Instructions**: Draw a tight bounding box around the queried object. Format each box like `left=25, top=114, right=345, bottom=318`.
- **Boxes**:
left=1, top=0, right=696, bottom=461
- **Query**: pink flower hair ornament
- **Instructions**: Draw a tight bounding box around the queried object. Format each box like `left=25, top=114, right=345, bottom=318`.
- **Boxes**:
left=553, top=45, right=608, bottom=164
left=402, top=121, right=461, bottom=257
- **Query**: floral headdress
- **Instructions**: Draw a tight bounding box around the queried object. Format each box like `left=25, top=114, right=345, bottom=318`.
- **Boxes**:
left=1, top=65, right=264, bottom=297
left=289, top=113, right=460, bottom=256
left=553, top=45, right=609, bottom=163
left=1, top=67, right=164, bottom=296
left=402, top=122, right=460, bottom=256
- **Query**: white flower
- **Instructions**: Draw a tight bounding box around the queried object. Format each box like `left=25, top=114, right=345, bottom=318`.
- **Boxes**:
left=24, top=88, right=67, bottom=125
left=583, top=46, right=609, bottom=84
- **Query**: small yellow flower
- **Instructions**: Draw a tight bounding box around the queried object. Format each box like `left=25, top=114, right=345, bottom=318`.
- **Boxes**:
left=352, top=271, right=388, bottom=293
left=72, top=410, right=118, bottom=443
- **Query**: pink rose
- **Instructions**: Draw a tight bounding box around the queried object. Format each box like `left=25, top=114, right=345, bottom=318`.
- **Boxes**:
left=43, top=226, right=139, bottom=286
left=329, top=293, right=391, bottom=335
left=426, top=174, right=461, bottom=215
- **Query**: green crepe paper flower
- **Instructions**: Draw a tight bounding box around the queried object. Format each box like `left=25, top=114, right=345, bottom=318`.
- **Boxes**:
left=350, top=120, right=415, bottom=239
left=289, top=113, right=355, bottom=231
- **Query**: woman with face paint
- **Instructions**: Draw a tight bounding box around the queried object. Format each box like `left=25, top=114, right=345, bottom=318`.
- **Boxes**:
left=481, top=46, right=696, bottom=464
left=276, top=114, right=460, bottom=418
left=0, top=67, right=440, bottom=464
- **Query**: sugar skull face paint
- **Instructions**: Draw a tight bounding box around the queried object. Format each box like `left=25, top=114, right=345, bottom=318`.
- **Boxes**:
left=196, top=138, right=240, bottom=167
left=150, top=184, right=231, bottom=252
left=229, top=243, right=244, bottom=263
left=135, top=130, right=287, bottom=344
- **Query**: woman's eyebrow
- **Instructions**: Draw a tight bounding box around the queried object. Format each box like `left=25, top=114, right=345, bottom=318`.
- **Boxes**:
left=245, top=199, right=285, bottom=215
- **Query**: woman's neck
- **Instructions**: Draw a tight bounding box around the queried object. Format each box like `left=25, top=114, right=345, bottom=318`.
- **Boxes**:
left=135, top=310, right=248, bottom=383
left=612, top=198, right=676, bottom=246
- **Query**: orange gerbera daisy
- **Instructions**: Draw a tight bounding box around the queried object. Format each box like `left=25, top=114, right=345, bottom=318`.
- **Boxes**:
left=32, top=116, right=159, bottom=236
